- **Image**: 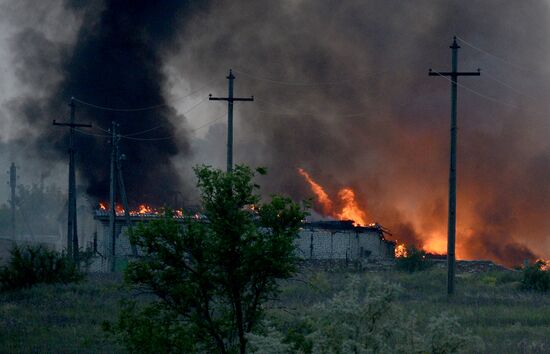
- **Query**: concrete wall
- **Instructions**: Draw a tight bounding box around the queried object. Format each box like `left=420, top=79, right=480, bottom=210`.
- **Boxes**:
left=295, top=227, right=394, bottom=261
left=91, top=217, right=395, bottom=272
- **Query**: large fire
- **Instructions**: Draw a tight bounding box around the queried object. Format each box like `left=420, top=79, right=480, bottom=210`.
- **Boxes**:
left=297, top=168, right=333, bottom=215
left=298, top=168, right=368, bottom=226
left=298, top=168, right=444, bottom=259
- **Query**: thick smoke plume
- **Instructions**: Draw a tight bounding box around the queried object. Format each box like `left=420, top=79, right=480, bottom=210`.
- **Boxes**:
left=3, top=1, right=550, bottom=266
left=6, top=0, right=207, bottom=205
left=169, top=0, right=550, bottom=266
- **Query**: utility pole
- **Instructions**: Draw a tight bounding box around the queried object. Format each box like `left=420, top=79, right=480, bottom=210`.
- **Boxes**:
left=429, top=36, right=480, bottom=295
left=109, top=121, right=118, bottom=272
left=209, top=69, right=254, bottom=172
left=9, top=163, right=16, bottom=241
left=116, top=147, right=137, bottom=256
left=53, top=98, right=92, bottom=263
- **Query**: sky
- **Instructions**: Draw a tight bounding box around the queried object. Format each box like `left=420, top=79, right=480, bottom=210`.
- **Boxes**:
left=0, top=0, right=549, bottom=265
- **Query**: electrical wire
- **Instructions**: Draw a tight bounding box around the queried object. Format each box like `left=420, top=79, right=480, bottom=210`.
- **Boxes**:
left=456, top=36, right=535, bottom=74
left=120, top=113, right=226, bottom=142
left=122, top=97, right=209, bottom=137
left=74, top=129, right=111, bottom=138
left=232, top=68, right=383, bottom=86
left=431, top=71, right=519, bottom=109
left=482, top=70, right=539, bottom=101
left=72, top=78, right=217, bottom=112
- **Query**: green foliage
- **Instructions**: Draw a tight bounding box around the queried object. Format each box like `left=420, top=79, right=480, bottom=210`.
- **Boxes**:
left=257, top=276, right=483, bottom=354
left=0, top=273, right=125, bottom=353
left=0, top=245, right=82, bottom=291
left=520, top=260, right=550, bottom=292
left=103, top=301, right=197, bottom=354
left=395, top=245, right=432, bottom=273
left=112, top=165, right=307, bottom=353
left=247, top=325, right=293, bottom=354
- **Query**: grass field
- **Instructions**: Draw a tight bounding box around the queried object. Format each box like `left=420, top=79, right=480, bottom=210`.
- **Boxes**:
left=1, top=267, right=549, bottom=353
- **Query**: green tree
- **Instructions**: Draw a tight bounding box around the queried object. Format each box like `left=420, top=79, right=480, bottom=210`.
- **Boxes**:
left=112, top=165, right=307, bottom=354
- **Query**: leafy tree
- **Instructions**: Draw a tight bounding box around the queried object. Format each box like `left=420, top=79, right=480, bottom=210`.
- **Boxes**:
left=111, top=165, right=307, bottom=353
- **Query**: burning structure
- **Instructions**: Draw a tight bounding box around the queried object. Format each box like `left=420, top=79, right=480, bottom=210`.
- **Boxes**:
left=92, top=208, right=394, bottom=272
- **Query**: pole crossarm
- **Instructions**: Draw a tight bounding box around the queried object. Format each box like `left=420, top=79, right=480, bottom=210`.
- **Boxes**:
left=52, top=120, right=92, bottom=128
left=429, top=69, right=481, bottom=77
left=209, top=95, right=254, bottom=102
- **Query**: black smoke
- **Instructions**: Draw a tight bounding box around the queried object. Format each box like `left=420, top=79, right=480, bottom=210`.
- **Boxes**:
left=11, top=0, right=208, bottom=205
left=169, top=0, right=550, bottom=266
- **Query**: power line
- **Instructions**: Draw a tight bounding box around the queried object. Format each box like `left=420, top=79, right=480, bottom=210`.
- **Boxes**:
left=456, top=36, right=535, bottom=74
left=482, top=70, right=539, bottom=101
left=232, top=68, right=383, bottom=86
left=74, top=129, right=110, bottom=138
left=120, top=113, right=226, bottom=142
left=123, top=97, right=209, bottom=137
left=431, top=70, right=519, bottom=109
left=72, top=79, right=217, bottom=112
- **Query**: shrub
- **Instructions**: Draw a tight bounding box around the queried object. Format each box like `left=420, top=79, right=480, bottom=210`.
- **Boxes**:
left=0, top=245, right=83, bottom=291
left=103, top=301, right=197, bottom=354
left=253, top=276, right=483, bottom=354
left=395, top=245, right=432, bottom=272
left=520, top=260, right=550, bottom=292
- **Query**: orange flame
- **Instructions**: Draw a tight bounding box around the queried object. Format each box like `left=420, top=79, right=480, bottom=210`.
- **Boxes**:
left=336, top=188, right=367, bottom=226
left=115, top=204, right=125, bottom=214
left=298, top=168, right=369, bottom=226
left=137, top=204, right=153, bottom=214
left=298, top=168, right=333, bottom=214
left=395, top=244, right=407, bottom=258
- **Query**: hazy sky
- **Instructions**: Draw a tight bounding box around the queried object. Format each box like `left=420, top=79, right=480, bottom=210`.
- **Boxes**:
left=1, top=0, right=550, bottom=265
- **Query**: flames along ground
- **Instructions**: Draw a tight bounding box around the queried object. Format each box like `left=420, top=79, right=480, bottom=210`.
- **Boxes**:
left=297, top=168, right=550, bottom=267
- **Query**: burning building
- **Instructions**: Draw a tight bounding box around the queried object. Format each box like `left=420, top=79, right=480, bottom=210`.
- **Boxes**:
left=92, top=209, right=394, bottom=272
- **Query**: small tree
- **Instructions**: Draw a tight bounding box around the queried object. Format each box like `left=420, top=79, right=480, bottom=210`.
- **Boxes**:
left=520, top=260, right=550, bottom=292
left=114, top=165, right=307, bottom=353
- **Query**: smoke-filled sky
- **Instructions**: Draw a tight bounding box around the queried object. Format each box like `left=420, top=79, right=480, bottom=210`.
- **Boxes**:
left=1, top=0, right=550, bottom=265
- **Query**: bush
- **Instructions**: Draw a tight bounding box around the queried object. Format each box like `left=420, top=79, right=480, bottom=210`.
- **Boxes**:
left=252, top=276, right=483, bottom=354
left=395, top=245, right=432, bottom=272
left=103, top=301, right=197, bottom=354
left=520, top=260, right=550, bottom=292
left=0, top=245, right=83, bottom=291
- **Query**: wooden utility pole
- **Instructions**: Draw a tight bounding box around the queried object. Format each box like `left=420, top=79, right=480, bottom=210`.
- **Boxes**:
left=53, top=98, right=91, bottom=262
left=109, top=121, right=118, bottom=272
left=209, top=69, right=254, bottom=172
left=116, top=148, right=137, bottom=256
left=429, top=36, right=480, bottom=295
left=9, top=163, right=16, bottom=240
